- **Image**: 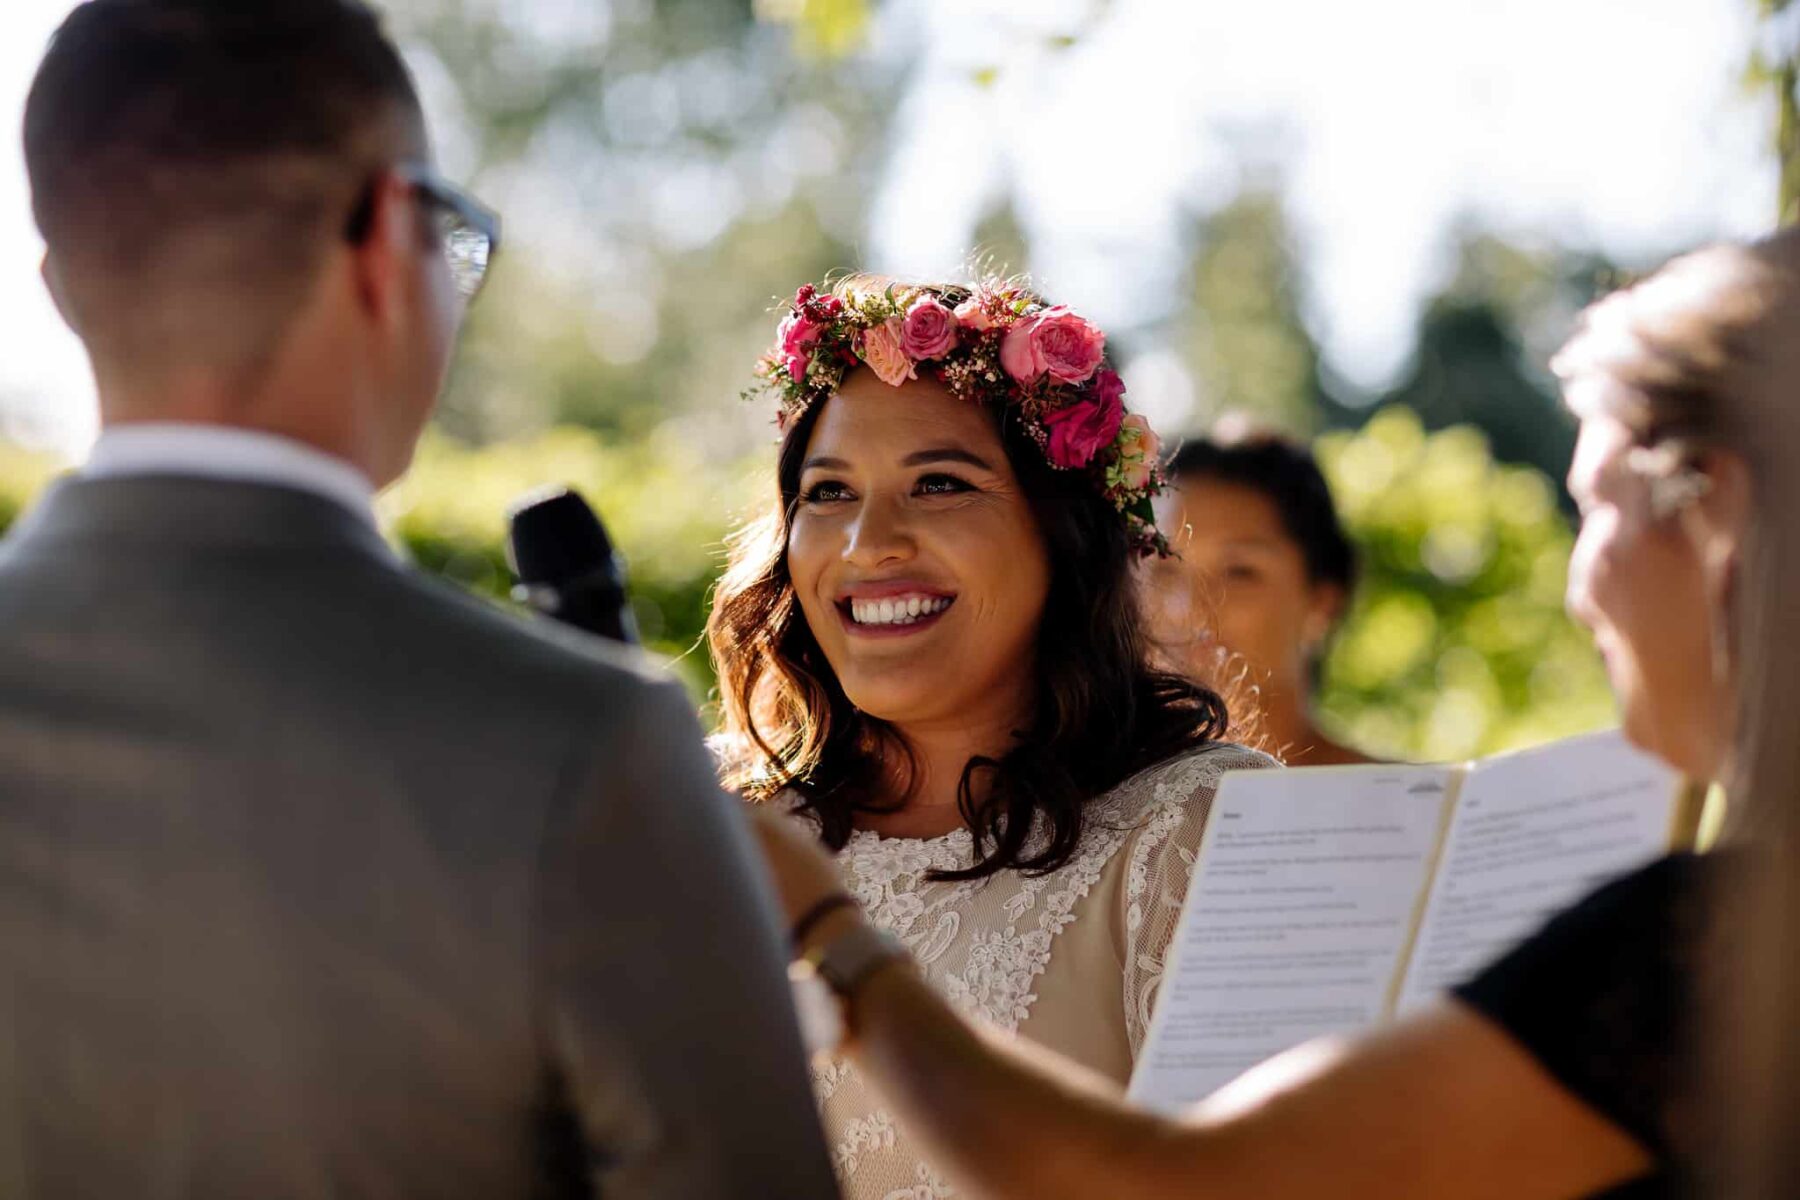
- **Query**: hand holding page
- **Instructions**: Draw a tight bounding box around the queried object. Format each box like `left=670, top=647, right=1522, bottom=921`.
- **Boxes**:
left=1394, top=732, right=1685, bottom=1014
left=1128, top=730, right=1685, bottom=1114
left=1126, top=764, right=1454, bottom=1114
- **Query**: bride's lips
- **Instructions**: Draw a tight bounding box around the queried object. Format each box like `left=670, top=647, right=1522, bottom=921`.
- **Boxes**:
left=834, top=579, right=958, bottom=640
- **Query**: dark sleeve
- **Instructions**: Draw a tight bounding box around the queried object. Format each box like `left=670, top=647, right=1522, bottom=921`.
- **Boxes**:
left=532, top=675, right=839, bottom=1199
left=1452, top=853, right=1718, bottom=1164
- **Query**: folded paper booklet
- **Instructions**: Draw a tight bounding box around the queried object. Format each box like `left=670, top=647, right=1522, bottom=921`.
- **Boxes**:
left=1127, top=729, right=1698, bottom=1114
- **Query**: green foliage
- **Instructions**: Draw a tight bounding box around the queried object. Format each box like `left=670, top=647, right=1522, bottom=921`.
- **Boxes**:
left=0, top=430, right=749, bottom=705
left=383, top=426, right=759, bottom=695
left=1369, top=232, right=1624, bottom=506
left=388, top=0, right=896, bottom=446
left=754, top=0, right=874, bottom=59
left=1750, top=0, right=1800, bottom=222
left=1314, top=407, right=1616, bottom=762
left=1176, top=188, right=1329, bottom=433
left=0, top=444, right=59, bottom=530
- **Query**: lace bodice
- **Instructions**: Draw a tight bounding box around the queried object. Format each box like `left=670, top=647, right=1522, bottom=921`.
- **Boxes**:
left=796, top=742, right=1274, bottom=1198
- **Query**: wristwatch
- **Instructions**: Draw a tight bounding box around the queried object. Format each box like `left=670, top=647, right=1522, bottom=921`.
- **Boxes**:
left=788, top=922, right=911, bottom=1055
left=796, top=921, right=910, bottom=997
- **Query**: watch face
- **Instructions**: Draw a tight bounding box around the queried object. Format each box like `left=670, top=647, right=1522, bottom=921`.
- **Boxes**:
left=815, top=924, right=909, bottom=997
left=788, top=967, right=845, bottom=1057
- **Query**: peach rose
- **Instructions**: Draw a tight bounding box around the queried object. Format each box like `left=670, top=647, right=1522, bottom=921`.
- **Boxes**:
left=1116, top=413, right=1161, bottom=490
left=954, top=296, right=995, bottom=332
left=860, top=317, right=915, bottom=388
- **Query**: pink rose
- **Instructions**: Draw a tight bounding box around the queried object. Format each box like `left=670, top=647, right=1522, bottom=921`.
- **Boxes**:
left=954, top=296, right=995, bottom=332
left=999, top=307, right=1107, bottom=385
left=1031, top=307, right=1106, bottom=383
left=860, top=317, right=915, bottom=388
left=1000, top=313, right=1045, bottom=382
left=901, top=296, right=959, bottom=361
left=779, top=312, right=823, bottom=381
left=1091, top=366, right=1126, bottom=410
left=1042, top=379, right=1125, bottom=469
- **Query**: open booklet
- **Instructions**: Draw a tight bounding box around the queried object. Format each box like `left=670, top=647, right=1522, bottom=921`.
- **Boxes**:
left=1127, top=729, right=1699, bottom=1115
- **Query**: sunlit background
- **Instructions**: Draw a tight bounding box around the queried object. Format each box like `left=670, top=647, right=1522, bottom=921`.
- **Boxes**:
left=1, top=0, right=1793, bottom=761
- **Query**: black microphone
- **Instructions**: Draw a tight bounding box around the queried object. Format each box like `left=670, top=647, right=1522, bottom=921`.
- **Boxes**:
left=506, top=487, right=640, bottom=645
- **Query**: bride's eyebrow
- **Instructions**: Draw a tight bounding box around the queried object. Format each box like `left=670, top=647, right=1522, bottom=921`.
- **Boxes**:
left=802, top=455, right=852, bottom=472
left=901, top=448, right=994, bottom=471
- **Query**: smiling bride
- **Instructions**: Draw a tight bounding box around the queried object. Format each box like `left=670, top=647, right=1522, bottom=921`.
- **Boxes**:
left=707, top=274, right=1272, bottom=1197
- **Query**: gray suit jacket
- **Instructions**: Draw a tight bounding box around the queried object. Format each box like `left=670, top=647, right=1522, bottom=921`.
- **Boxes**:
left=0, top=475, right=837, bottom=1199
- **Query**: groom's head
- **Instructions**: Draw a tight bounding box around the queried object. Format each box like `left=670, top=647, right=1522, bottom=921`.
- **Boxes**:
left=25, top=0, right=492, bottom=484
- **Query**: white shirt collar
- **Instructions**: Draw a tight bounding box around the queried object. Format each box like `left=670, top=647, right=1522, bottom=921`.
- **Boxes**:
left=83, top=423, right=379, bottom=529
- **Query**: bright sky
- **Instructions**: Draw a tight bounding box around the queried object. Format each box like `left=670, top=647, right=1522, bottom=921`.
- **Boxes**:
left=871, top=0, right=1776, bottom=430
left=0, top=0, right=92, bottom=457
left=0, top=0, right=1779, bottom=459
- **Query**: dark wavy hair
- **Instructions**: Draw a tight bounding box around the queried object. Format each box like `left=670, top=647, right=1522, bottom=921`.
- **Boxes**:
left=707, top=276, right=1233, bottom=881
left=1165, top=424, right=1358, bottom=597
left=1164, top=421, right=1358, bottom=686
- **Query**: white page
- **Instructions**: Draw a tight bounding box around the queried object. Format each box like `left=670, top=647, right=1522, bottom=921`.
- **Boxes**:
left=1127, top=765, right=1455, bottom=1114
left=1393, top=730, right=1679, bottom=1015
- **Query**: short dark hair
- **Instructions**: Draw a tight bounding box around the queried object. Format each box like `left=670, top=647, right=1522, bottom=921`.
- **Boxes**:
left=25, top=0, right=422, bottom=370
left=1166, top=425, right=1358, bottom=594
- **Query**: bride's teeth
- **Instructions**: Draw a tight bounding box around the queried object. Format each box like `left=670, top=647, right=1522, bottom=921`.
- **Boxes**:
left=847, top=594, right=953, bottom=625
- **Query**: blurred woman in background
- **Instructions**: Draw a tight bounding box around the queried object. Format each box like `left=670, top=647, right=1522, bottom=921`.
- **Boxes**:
left=752, top=228, right=1800, bottom=1199
left=1148, top=421, right=1373, bottom=765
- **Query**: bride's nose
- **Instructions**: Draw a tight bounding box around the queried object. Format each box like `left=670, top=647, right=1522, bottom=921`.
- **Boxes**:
left=843, top=494, right=916, bottom=568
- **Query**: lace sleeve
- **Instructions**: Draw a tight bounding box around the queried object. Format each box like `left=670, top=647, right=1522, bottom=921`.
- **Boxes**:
left=1119, top=745, right=1276, bottom=1054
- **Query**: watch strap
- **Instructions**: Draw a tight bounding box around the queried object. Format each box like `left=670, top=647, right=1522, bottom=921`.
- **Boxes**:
left=797, top=922, right=910, bottom=1000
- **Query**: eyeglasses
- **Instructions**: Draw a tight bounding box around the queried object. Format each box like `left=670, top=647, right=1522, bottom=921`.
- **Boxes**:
left=344, top=162, right=502, bottom=302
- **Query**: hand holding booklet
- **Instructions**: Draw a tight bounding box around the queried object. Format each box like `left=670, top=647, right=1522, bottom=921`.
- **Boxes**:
left=1127, top=730, right=1699, bottom=1114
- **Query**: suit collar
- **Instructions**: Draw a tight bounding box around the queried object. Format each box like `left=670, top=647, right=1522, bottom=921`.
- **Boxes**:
left=84, top=424, right=379, bottom=532
left=7, top=474, right=400, bottom=564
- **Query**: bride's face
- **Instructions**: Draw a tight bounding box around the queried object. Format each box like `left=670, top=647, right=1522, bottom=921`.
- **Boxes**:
left=787, top=369, right=1052, bottom=734
left=1565, top=410, right=1731, bottom=779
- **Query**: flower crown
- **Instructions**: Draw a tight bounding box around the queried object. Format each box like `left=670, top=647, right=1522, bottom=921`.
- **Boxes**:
left=744, top=279, right=1169, bottom=554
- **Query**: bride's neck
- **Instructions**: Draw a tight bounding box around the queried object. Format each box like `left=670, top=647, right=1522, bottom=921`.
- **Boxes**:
left=857, top=708, right=1027, bottom=839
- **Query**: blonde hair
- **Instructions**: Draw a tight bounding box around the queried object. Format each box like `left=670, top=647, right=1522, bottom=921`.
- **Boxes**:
left=1555, top=228, right=1800, bottom=1197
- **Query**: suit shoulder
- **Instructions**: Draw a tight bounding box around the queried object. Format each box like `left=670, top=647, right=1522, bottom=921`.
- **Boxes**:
left=376, top=565, right=683, bottom=707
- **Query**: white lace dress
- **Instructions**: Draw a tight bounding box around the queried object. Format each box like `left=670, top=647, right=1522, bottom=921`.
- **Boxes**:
left=797, top=742, right=1274, bottom=1199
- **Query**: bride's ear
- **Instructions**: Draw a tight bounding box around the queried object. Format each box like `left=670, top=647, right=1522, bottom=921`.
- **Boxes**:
left=1681, top=449, right=1752, bottom=609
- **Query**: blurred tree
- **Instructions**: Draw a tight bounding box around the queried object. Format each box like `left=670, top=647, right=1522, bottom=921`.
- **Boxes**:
left=968, top=196, right=1032, bottom=281
left=387, top=0, right=898, bottom=447
left=754, top=0, right=874, bottom=58
left=1752, top=0, right=1800, bottom=221
left=0, top=427, right=741, bottom=703
left=1171, top=188, right=1334, bottom=434
left=1314, top=407, right=1614, bottom=761
left=383, top=424, right=754, bottom=697
left=1372, top=230, right=1622, bottom=505
left=0, top=443, right=58, bottom=531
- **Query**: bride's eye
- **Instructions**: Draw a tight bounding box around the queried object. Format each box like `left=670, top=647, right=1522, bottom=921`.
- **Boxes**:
left=916, top=473, right=973, bottom=497
left=802, top=479, right=853, bottom=504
